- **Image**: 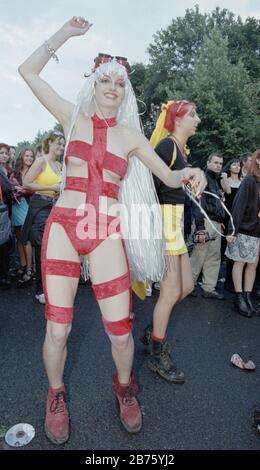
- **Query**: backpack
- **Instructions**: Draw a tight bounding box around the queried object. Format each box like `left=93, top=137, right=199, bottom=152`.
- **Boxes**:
left=0, top=185, right=11, bottom=246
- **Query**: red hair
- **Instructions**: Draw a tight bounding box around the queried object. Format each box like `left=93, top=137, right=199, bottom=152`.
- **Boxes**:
left=164, top=101, right=196, bottom=132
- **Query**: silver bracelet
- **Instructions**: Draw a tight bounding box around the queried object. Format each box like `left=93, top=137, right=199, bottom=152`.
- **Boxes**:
left=45, top=42, right=59, bottom=63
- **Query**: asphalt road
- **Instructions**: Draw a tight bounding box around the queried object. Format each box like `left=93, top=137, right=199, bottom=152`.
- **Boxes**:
left=0, top=281, right=260, bottom=451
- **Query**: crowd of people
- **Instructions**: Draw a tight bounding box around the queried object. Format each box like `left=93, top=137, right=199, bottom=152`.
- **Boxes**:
left=0, top=15, right=259, bottom=445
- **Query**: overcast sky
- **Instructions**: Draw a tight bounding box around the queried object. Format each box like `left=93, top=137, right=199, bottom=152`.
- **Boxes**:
left=1, top=0, right=259, bottom=146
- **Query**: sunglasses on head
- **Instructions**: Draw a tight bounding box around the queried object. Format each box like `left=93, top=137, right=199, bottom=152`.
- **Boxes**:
left=93, top=53, right=131, bottom=74
left=175, top=100, right=189, bottom=113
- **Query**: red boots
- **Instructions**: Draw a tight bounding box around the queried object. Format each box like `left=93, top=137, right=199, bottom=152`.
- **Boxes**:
left=113, top=374, right=142, bottom=433
left=45, top=384, right=70, bottom=444
left=45, top=377, right=141, bottom=442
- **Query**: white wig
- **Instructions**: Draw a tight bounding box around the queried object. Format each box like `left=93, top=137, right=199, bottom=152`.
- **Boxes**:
left=62, top=59, right=165, bottom=281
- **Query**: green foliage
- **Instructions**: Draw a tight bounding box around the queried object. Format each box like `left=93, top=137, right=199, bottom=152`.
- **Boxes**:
left=143, top=4, right=260, bottom=161
left=177, top=30, right=260, bottom=165
left=130, top=62, right=146, bottom=97
left=146, top=4, right=260, bottom=99
left=15, top=140, right=31, bottom=157
left=53, top=122, right=64, bottom=134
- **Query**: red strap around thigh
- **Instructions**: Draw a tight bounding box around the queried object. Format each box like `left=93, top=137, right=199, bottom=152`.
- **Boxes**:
left=45, top=304, right=74, bottom=324
left=102, top=313, right=135, bottom=336
left=92, top=272, right=130, bottom=300
left=45, top=259, right=80, bottom=277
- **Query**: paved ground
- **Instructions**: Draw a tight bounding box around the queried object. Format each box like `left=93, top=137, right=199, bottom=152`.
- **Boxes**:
left=0, top=281, right=260, bottom=450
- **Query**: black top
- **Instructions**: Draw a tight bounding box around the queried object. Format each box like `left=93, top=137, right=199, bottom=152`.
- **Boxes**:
left=223, top=184, right=240, bottom=234
left=228, top=175, right=260, bottom=237
left=193, top=169, right=225, bottom=231
left=153, top=137, right=187, bottom=205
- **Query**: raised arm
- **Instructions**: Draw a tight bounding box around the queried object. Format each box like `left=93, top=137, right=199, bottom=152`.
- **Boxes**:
left=220, top=172, right=231, bottom=194
left=126, top=130, right=206, bottom=196
left=18, top=17, right=92, bottom=133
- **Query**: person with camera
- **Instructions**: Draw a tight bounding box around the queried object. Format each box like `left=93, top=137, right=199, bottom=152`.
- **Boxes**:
left=190, top=154, right=227, bottom=299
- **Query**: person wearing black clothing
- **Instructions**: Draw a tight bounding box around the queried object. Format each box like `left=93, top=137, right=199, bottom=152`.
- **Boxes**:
left=190, top=154, right=226, bottom=299
left=226, top=149, right=260, bottom=316
left=220, top=159, right=242, bottom=291
left=141, top=100, right=203, bottom=383
left=0, top=166, right=12, bottom=289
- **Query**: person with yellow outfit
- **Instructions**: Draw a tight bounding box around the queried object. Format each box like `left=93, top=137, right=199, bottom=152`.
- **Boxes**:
left=141, top=100, right=201, bottom=383
left=21, top=133, right=65, bottom=303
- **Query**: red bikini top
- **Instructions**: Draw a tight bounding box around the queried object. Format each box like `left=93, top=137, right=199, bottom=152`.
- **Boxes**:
left=64, top=114, right=128, bottom=204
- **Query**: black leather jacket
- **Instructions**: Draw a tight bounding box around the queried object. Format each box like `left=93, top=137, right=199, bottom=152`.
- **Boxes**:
left=193, top=169, right=225, bottom=231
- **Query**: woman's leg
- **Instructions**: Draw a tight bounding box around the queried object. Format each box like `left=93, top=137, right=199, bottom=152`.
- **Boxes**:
left=16, top=227, right=33, bottom=285
left=88, top=235, right=141, bottom=433
left=143, top=255, right=185, bottom=383
left=15, top=226, right=26, bottom=268
left=232, top=261, right=245, bottom=292
left=42, top=221, right=80, bottom=444
left=89, top=236, right=133, bottom=384
left=44, top=321, right=72, bottom=387
left=43, top=222, right=80, bottom=386
left=232, top=261, right=252, bottom=317
left=244, top=260, right=259, bottom=292
left=180, top=252, right=194, bottom=301
left=151, top=253, right=192, bottom=338
left=24, top=240, right=33, bottom=271
left=153, top=255, right=182, bottom=338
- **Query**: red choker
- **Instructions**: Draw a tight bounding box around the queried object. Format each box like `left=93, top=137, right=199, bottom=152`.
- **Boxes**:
left=91, top=114, right=117, bottom=128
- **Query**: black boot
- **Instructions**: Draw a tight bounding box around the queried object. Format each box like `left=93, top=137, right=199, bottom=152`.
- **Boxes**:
left=147, top=339, right=185, bottom=383
left=140, top=324, right=153, bottom=347
left=233, top=292, right=252, bottom=317
left=244, top=292, right=260, bottom=315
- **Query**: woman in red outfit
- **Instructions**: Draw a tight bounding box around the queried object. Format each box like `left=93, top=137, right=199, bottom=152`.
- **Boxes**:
left=18, top=16, right=206, bottom=444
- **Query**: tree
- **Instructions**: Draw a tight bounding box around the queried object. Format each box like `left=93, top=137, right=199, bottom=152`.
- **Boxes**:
left=130, top=62, right=146, bottom=98
left=53, top=122, right=64, bottom=134
left=16, top=140, right=31, bottom=157
left=31, top=130, right=49, bottom=149
left=178, top=30, right=260, bottom=164
left=145, top=5, right=260, bottom=105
